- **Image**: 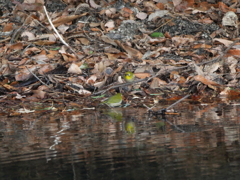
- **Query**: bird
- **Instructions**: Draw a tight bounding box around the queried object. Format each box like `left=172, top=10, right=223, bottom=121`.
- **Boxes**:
left=124, top=71, right=135, bottom=82
left=103, top=93, right=123, bottom=107
left=125, top=121, right=136, bottom=134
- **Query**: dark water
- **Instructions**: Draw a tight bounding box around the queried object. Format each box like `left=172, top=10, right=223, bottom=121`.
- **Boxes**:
left=1, top=101, right=240, bottom=180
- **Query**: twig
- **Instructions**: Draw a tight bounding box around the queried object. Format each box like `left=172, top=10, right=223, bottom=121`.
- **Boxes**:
left=94, top=39, right=239, bottom=95
left=92, top=78, right=148, bottom=95
left=150, top=19, right=173, bottom=34
left=165, top=119, right=185, bottom=132
left=197, top=38, right=239, bottom=66
left=25, top=66, right=50, bottom=88
left=165, top=93, right=191, bottom=111
left=43, top=6, right=79, bottom=59
left=147, top=38, right=240, bottom=80
left=149, top=93, right=191, bottom=116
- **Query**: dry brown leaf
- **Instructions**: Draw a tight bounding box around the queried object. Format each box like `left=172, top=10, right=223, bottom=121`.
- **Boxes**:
left=198, top=18, right=213, bottom=24
left=100, top=35, right=117, bottom=46
left=3, top=23, right=13, bottom=32
left=228, top=49, right=240, bottom=56
left=14, top=1, right=43, bottom=12
left=8, top=43, right=24, bottom=51
left=78, top=37, right=90, bottom=45
left=150, top=77, right=167, bottom=89
left=213, top=38, right=233, bottom=46
left=156, top=3, right=165, bottom=10
left=193, top=44, right=212, bottom=49
left=0, top=83, right=17, bottom=91
left=218, top=2, right=236, bottom=13
left=194, top=75, right=221, bottom=86
left=51, top=13, right=87, bottom=28
left=134, top=72, right=151, bottom=79
left=220, top=87, right=240, bottom=97
left=116, top=41, right=143, bottom=59
left=34, top=41, right=56, bottom=45
left=32, top=90, right=47, bottom=99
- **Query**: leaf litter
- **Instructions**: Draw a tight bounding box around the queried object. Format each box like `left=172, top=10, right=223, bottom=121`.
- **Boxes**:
left=0, top=0, right=240, bottom=113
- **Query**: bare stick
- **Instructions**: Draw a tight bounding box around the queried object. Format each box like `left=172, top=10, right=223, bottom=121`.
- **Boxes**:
left=149, top=39, right=240, bottom=79
left=92, top=78, right=147, bottom=95
left=25, top=66, right=50, bottom=88
left=165, top=94, right=191, bottom=111
left=43, top=6, right=79, bottom=58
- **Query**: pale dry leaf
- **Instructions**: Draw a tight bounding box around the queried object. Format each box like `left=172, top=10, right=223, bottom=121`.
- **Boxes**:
left=68, top=63, right=82, bottom=74
left=213, top=38, right=233, bottom=46
left=57, top=24, right=69, bottom=34
left=94, top=77, right=107, bottom=88
left=172, top=36, right=194, bottom=46
left=15, top=65, right=38, bottom=81
left=32, top=54, right=49, bottom=63
left=88, top=0, right=101, bottom=9
left=172, top=0, right=182, bottom=6
left=105, top=21, right=115, bottom=32
left=78, top=89, right=91, bottom=95
left=136, top=12, right=148, bottom=20
left=148, top=10, right=169, bottom=21
left=86, top=75, right=97, bottom=84
left=38, top=64, right=56, bottom=75
left=21, top=31, right=35, bottom=41
left=226, top=56, right=237, bottom=73
left=105, top=8, right=116, bottom=17
left=17, top=108, right=35, bottom=113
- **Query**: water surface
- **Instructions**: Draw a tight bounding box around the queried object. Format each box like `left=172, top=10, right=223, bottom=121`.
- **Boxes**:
left=1, top=101, right=240, bottom=180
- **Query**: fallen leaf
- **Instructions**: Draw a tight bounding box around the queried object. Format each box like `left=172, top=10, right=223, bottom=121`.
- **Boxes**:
left=105, top=21, right=115, bottom=32
left=136, top=12, right=148, bottom=20
left=194, top=75, right=221, bottom=86
left=68, top=63, right=82, bottom=74
left=116, top=41, right=143, bottom=59
left=134, top=72, right=151, bottom=79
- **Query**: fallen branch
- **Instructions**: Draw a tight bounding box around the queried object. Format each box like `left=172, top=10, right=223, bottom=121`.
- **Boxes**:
left=25, top=66, right=50, bottom=88
left=43, top=6, right=79, bottom=59
left=92, top=78, right=148, bottom=95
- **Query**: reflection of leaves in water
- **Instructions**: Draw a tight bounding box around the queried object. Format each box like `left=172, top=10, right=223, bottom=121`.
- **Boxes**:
left=156, top=121, right=165, bottom=129
left=125, top=122, right=135, bottom=134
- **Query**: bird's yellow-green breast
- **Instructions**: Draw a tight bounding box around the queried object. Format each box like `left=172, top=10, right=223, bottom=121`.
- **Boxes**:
left=104, top=93, right=123, bottom=107
left=125, top=121, right=136, bottom=134
left=124, top=71, right=135, bottom=82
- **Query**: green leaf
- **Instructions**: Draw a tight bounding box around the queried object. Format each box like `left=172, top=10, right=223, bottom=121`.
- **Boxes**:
left=92, top=95, right=105, bottom=99
left=80, top=63, right=89, bottom=69
left=50, top=47, right=61, bottom=50
left=150, top=32, right=164, bottom=38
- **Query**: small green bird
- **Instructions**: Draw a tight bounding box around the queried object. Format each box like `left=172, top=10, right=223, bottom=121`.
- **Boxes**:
left=124, top=71, right=135, bottom=82
left=103, top=93, right=123, bottom=107
left=125, top=121, right=136, bottom=134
